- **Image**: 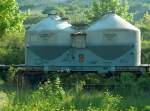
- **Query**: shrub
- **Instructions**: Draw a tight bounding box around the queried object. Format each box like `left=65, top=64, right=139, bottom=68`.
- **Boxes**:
left=7, top=66, right=19, bottom=82
left=127, top=106, right=138, bottom=111
left=100, top=91, right=122, bottom=111
left=143, top=106, right=150, bottom=111
left=0, top=32, right=24, bottom=64
left=104, top=73, right=139, bottom=96
left=38, top=76, right=65, bottom=99
left=137, top=73, right=150, bottom=92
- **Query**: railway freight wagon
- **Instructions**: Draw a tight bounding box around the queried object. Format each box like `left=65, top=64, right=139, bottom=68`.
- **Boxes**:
left=25, top=13, right=146, bottom=73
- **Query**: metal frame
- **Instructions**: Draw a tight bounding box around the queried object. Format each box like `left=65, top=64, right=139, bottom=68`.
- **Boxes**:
left=0, top=64, right=149, bottom=74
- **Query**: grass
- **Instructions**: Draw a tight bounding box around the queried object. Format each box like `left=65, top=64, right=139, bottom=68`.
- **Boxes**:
left=2, top=88, right=149, bottom=111
left=120, top=95, right=150, bottom=110
left=0, top=73, right=150, bottom=111
left=0, top=91, right=8, bottom=110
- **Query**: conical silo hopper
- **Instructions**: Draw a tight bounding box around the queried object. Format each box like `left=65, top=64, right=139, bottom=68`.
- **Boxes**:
left=85, top=13, right=141, bottom=66
left=25, top=14, right=75, bottom=67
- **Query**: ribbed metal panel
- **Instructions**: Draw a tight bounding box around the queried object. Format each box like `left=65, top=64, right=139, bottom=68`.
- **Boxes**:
left=71, top=33, right=86, bottom=48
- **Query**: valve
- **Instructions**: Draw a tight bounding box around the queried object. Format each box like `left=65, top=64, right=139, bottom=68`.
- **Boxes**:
left=79, top=54, right=85, bottom=62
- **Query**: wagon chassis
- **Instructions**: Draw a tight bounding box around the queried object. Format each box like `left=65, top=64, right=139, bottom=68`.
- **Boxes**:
left=0, top=64, right=150, bottom=89
left=0, top=64, right=150, bottom=74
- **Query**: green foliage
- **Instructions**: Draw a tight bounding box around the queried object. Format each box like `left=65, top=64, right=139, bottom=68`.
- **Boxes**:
left=127, top=106, right=138, bottom=111
left=90, top=0, right=133, bottom=21
left=38, top=76, right=65, bottom=99
left=0, top=79, right=4, bottom=85
left=49, top=0, right=133, bottom=26
left=24, top=16, right=45, bottom=25
left=137, top=73, right=150, bottom=92
left=0, top=66, right=19, bottom=82
left=42, top=7, right=56, bottom=15
left=1, top=74, right=150, bottom=111
left=3, top=77, right=66, bottom=111
left=141, top=41, right=150, bottom=64
left=0, top=91, right=8, bottom=110
left=0, top=0, right=27, bottom=36
left=0, top=0, right=26, bottom=64
left=129, top=0, right=150, bottom=21
left=0, top=32, right=24, bottom=64
left=7, top=66, right=18, bottom=82
left=143, top=106, right=150, bottom=111
left=102, top=72, right=150, bottom=97
left=3, top=89, right=122, bottom=111
left=100, top=91, right=122, bottom=111
left=140, top=13, right=150, bottom=40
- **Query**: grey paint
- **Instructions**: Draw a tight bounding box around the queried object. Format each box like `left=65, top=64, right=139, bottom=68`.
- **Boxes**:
left=26, top=47, right=136, bottom=66
left=88, top=45, right=134, bottom=60
left=25, top=14, right=75, bottom=68
left=25, top=13, right=141, bottom=72
left=85, top=13, right=141, bottom=66
left=86, top=14, right=139, bottom=31
left=29, top=46, right=70, bottom=60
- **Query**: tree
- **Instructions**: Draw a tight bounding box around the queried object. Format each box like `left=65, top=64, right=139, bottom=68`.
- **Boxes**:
left=67, top=1, right=90, bottom=26
left=89, top=0, right=133, bottom=22
left=53, top=0, right=133, bottom=26
left=140, top=13, right=150, bottom=40
left=0, top=32, right=25, bottom=64
left=0, top=0, right=26, bottom=36
left=0, top=0, right=26, bottom=64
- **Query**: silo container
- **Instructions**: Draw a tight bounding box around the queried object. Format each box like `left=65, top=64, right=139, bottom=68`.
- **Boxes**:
left=85, top=13, right=141, bottom=66
left=25, top=14, right=75, bottom=66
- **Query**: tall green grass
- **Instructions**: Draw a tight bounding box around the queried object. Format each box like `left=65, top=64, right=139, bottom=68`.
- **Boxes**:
left=0, top=73, right=150, bottom=111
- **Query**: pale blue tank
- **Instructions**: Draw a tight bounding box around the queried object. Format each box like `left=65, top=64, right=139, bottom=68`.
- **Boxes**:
left=25, top=13, right=141, bottom=72
left=85, top=13, right=141, bottom=66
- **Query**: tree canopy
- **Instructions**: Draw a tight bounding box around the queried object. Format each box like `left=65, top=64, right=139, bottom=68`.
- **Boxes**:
left=0, top=0, right=26, bottom=36
left=140, top=13, right=150, bottom=40
left=45, top=0, right=133, bottom=26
